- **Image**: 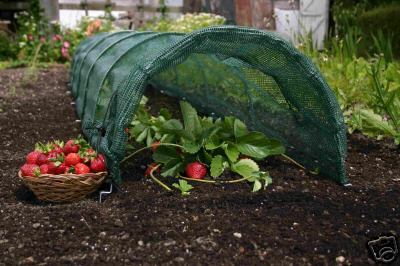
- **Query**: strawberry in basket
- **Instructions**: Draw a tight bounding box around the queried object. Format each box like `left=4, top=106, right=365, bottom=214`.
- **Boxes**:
left=19, top=137, right=107, bottom=177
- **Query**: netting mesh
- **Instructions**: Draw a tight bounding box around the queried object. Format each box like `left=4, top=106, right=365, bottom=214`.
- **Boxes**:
left=70, top=26, right=348, bottom=184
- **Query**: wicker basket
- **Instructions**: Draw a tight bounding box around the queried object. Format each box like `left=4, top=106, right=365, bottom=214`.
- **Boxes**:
left=18, top=171, right=107, bottom=202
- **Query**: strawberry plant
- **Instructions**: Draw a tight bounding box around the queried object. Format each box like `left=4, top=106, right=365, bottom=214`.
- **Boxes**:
left=127, top=97, right=176, bottom=148
left=172, top=180, right=193, bottom=196
left=124, top=99, right=288, bottom=193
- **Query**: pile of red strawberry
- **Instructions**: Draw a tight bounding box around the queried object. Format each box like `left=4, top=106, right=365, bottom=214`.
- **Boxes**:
left=20, top=137, right=106, bottom=177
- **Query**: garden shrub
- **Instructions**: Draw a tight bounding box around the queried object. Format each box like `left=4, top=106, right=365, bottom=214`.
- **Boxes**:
left=0, top=32, right=14, bottom=60
left=357, top=3, right=400, bottom=58
left=141, top=13, right=226, bottom=32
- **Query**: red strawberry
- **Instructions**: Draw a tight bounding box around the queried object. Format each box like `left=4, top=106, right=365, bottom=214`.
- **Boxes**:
left=151, top=141, right=161, bottom=152
left=46, top=162, right=57, bottom=174
left=64, top=153, right=81, bottom=166
left=81, top=148, right=96, bottom=163
left=63, top=139, right=79, bottom=154
left=144, top=163, right=160, bottom=177
left=47, top=151, right=63, bottom=162
left=26, top=151, right=41, bottom=164
left=20, top=164, right=41, bottom=177
left=37, top=153, right=48, bottom=165
left=90, top=154, right=106, bottom=172
left=40, top=164, right=49, bottom=174
left=86, top=148, right=95, bottom=155
left=74, top=163, right=90, bottom=174
left=51, top=146, right=64, bottom=155
left=56, top=163, right=68, bottom=174
left=185, top=162, right=207, bottom=179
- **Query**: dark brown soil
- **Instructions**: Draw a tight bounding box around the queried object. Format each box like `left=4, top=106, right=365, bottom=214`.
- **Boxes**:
left=0, top=66, right=399, bottom=266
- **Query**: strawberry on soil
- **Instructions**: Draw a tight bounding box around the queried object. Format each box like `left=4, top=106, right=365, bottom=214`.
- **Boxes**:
left=185, top=162, right=207, bottom=179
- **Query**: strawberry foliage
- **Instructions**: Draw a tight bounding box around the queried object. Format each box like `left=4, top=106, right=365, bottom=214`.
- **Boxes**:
left=126, top=99, right=285, bottom=193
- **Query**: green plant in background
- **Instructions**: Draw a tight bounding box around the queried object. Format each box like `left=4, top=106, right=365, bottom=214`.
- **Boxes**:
left=331, top=0, right=367, bottom=38
left=315, top=51, right=400, bottom=143
left=141, top=13, right=226, bottom=33
left=298, top=0, right=400, bottom=145
left=371, top=29, right=393, bottom=64
left=357, top=2, right=400, bottom=59
left=158, top=0, right=168, bottom=18
left=331, top=0, right=400, bottom=59
left=8, top=0, right=115, bottom=64
left=345, top=61, right=400, bottom=142
left=0, top=32, right=14, bottom=61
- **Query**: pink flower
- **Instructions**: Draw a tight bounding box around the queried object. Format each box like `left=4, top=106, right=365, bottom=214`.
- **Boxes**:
left=27, top=34, right=33, bottom=41
left=63, top=41, right=70, bottom=48
left=61, top=47, right=69, bottom=59
left=52, top=34, right=62, bottom=41
left=40, top=36, right=46, bottom=43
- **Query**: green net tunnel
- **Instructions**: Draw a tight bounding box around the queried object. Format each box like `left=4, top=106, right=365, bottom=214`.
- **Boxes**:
left=70, top=26, right=348, bottom=184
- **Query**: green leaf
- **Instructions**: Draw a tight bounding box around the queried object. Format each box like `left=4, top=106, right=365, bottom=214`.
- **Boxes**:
left=159, top=107, right=172, bottom=120
left=237, top=132, right=285, bottom=159
left=262, top=173, right=273, bottom=187
left=348, top=108, right=397, bottom=137
left=233, top=119, right=248, bottom=138
left=162, top=119, right=183, bottom=130
left=182, top=140, right=201, bottom=154
left=161, top=119, right=194, bottom=141
left=161, top=161, right=183, bottom=177
left=219, top=116, right=235, bottom=139
left=136, top=128, right=149, bottom=143
left=199, top=149, right=213, bottom=165
left=131, top=123, right=145, bottom=136
left=172, top=179, right=193, bottom=195
left=252, top=180, right=262, bottom=192
left=210, top=155, right=225, bottom=178
left=223, top=142, right=239, bottom=162
left=231, top=158, right=259, bottom=178
left=152, top=146, right=180, bottom=164
left=200, top=126, right=220, bottom=144
left=223, top=116, right=235, bottom=130
left=205, top=135, right=223, bottom=150
left=180, top=101, right=201, bottom=137
left=146, top=130, right=153, bottom=147
left=200, top=116, right=214, bottom=128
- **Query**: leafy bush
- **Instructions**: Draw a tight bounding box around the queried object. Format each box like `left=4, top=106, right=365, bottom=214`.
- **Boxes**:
left=141, top=13, right=226, bottom=33
left=15, top=15, right=114, bottom=63
left=314, top=51, right=400, bottom=144
left=298, top=2, right=400, bottom=145
left=333, top=0, right=397, bottom=9
left=10, top=0, right=115, bottom=64
left=0, top=32, right=14, bottom=60
left=357, top=3, right=400, bottom=58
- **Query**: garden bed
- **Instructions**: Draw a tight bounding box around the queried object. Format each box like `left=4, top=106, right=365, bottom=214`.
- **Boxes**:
left=0, top=66, right=399, bottom=265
